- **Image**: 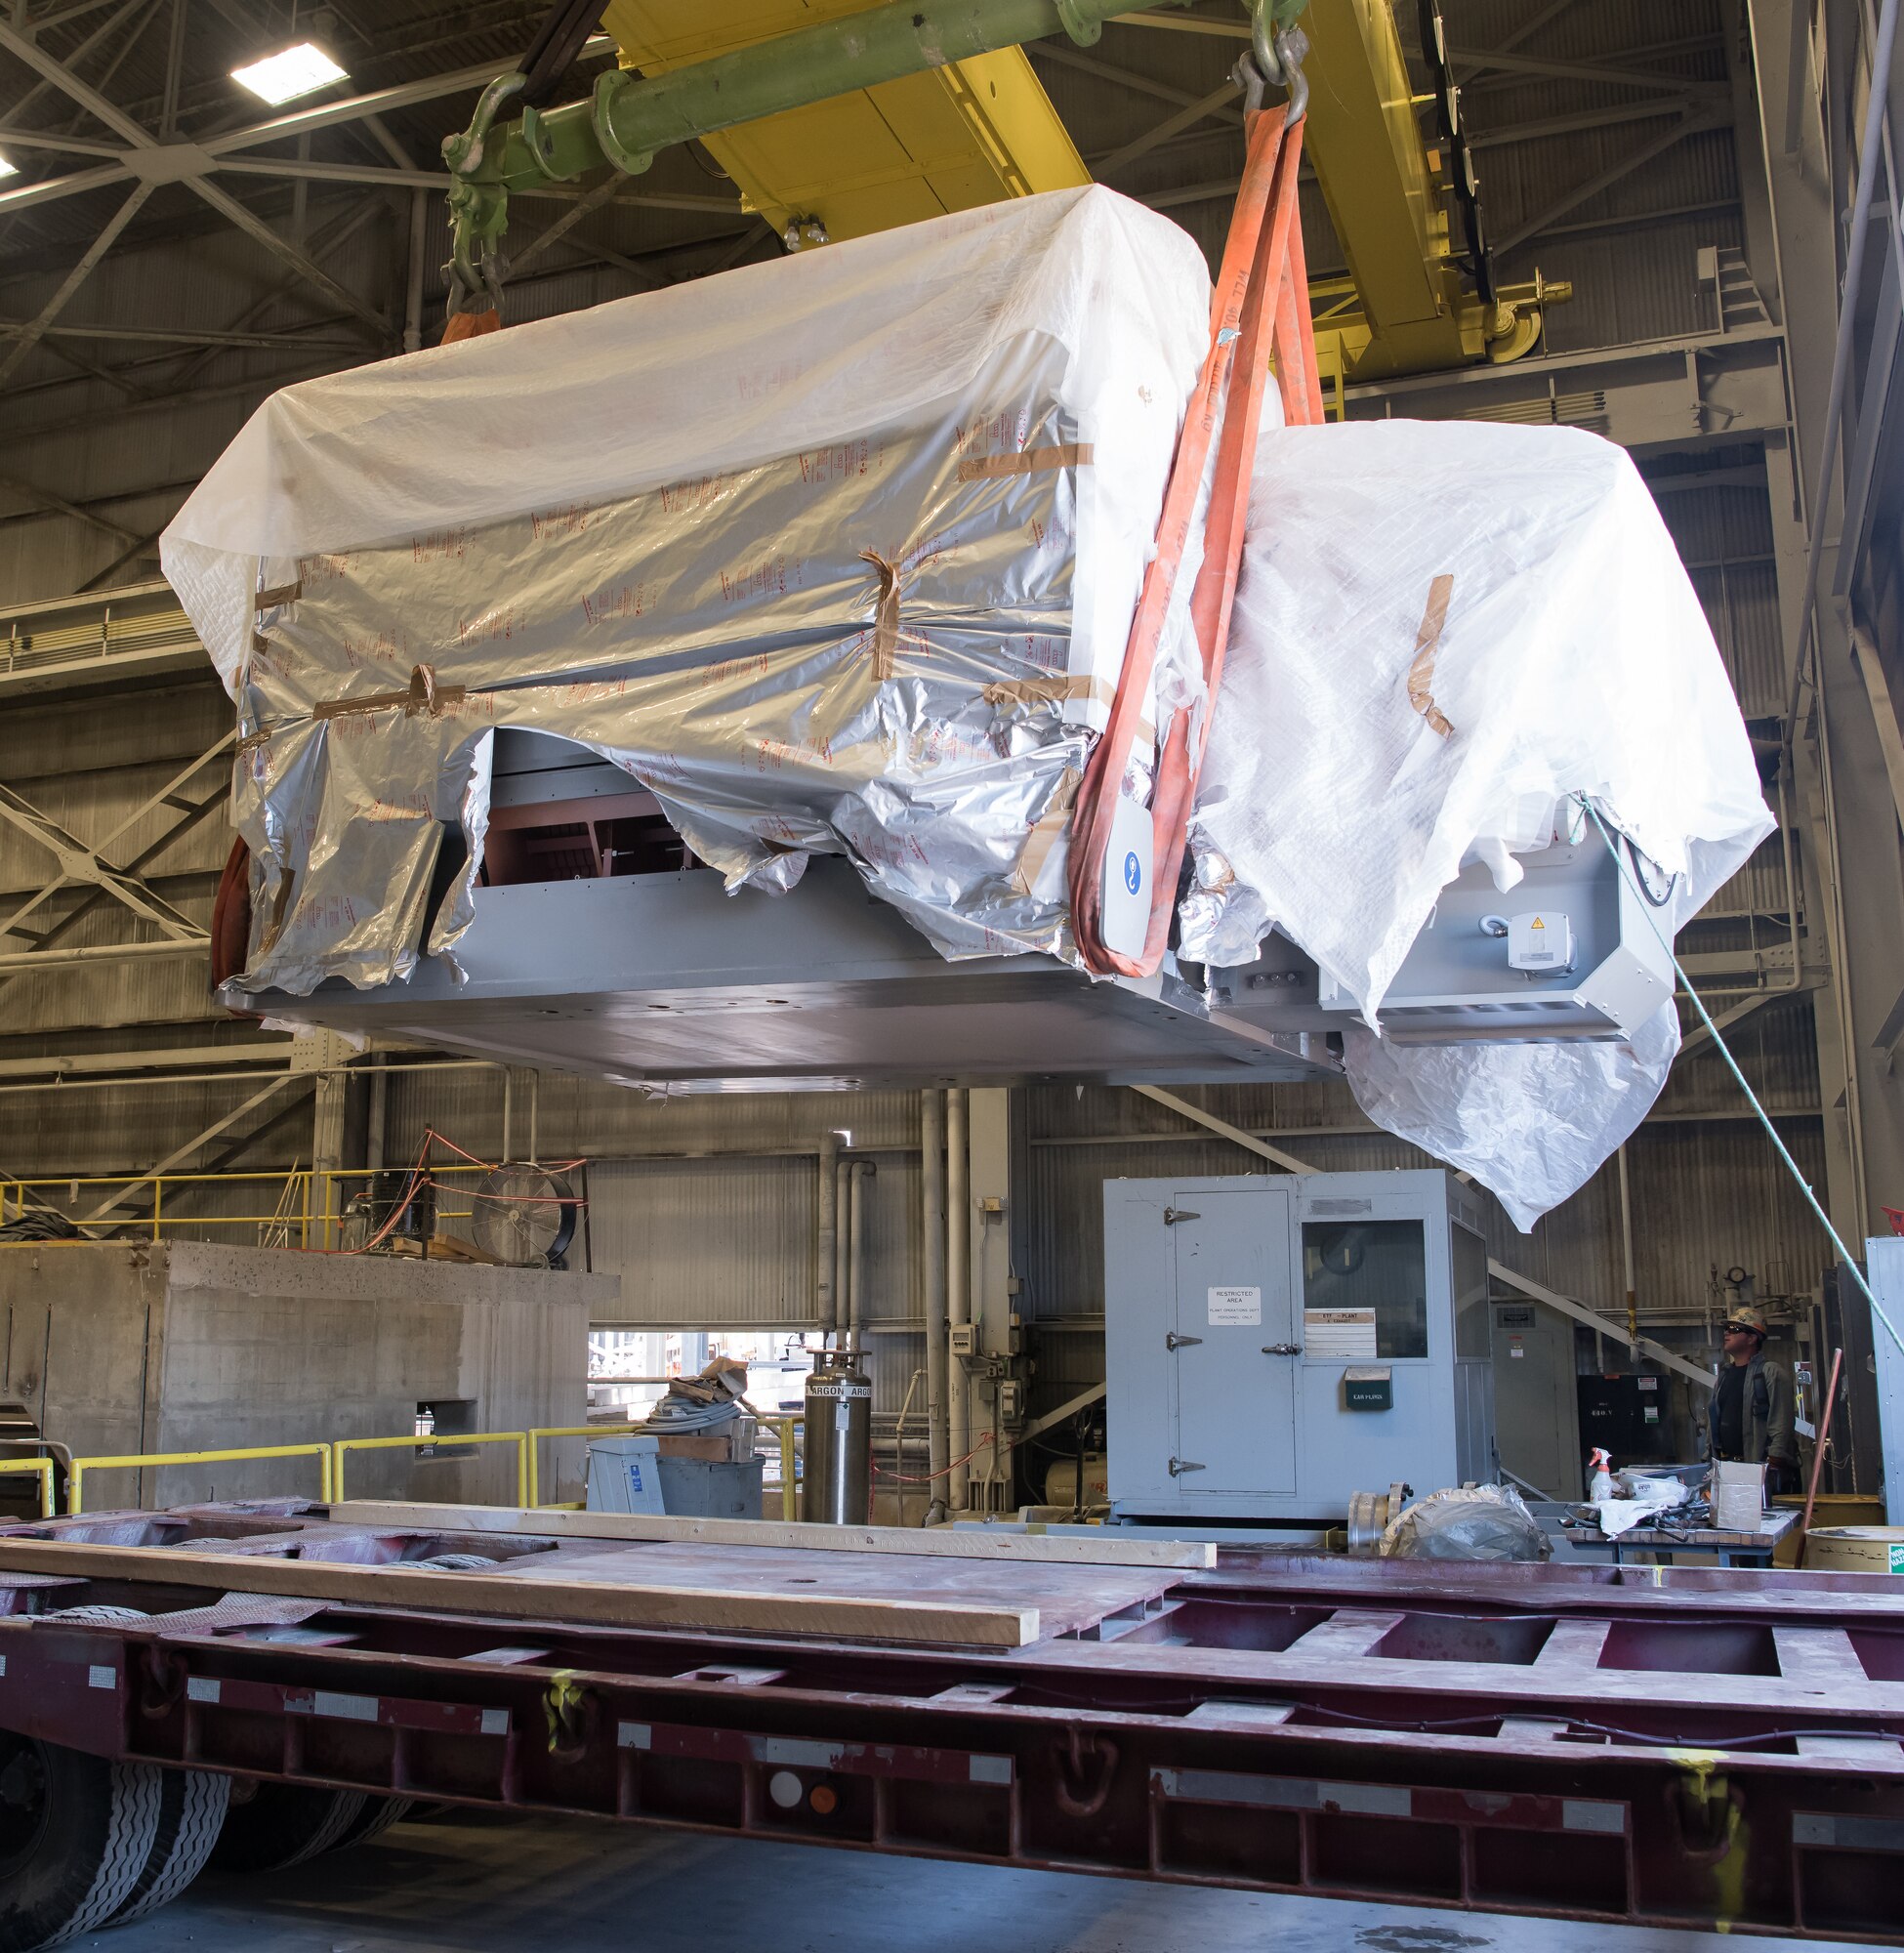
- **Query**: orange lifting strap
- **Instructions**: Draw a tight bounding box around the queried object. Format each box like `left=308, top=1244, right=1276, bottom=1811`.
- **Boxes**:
left=1067, top=102, right=1323, bottom=978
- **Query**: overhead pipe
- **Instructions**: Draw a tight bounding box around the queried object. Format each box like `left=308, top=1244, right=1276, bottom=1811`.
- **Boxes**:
left=946, top=1088, right=971, bottom=1513
left=816, top=1131, right=841, bottom=1339
left=921, top=1090, right=950, bottom=1525
left=0, top=938, right=205, bottom=974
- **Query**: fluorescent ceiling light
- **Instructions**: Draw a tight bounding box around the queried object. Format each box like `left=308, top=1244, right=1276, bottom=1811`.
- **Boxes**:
left=0, top=153, right=16, bottom=180
left=230, top=41, right=348, bottom=105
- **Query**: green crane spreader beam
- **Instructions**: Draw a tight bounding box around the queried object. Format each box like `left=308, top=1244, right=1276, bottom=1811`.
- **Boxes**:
left=441, top=0, right=1304, bottom=314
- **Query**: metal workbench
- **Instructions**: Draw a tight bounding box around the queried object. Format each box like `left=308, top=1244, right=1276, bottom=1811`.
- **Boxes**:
left=1532, top=1502, right=1803, bottom=1568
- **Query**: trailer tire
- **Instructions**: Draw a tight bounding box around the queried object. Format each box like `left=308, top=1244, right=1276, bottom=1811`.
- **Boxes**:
left=107, top=1767, right=230, bottom=1926
left=0, top=1737, right=162, bottom=1951
left=209, top=1782, right=367, bottom=1874
left=329, top=1795, right=415, bottom=1852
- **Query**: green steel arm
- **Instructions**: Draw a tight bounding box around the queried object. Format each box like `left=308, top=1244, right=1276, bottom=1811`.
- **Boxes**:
left=441, top=0, right=1307, bottom=314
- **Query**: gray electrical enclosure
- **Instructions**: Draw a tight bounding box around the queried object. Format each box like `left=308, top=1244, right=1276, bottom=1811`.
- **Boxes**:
left=1103, top=1170, right=1494, bottom=1526
left=1311, top=836, right=1675, bottom=1040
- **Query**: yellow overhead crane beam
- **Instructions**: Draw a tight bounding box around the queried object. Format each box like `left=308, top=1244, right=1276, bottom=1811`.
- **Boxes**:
left=600, top=0, right=1090, bottom=243
left=572, top=3, right=1565, bottom=376
left=1299, top=0, right=1564, bottom=382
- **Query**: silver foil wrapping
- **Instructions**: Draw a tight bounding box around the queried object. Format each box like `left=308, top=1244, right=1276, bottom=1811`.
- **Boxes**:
left=163, top=187, right=1214, bottom=995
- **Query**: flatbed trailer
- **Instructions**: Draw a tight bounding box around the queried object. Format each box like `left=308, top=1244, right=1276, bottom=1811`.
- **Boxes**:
left=0, top=1502, right=1902, bottom=1946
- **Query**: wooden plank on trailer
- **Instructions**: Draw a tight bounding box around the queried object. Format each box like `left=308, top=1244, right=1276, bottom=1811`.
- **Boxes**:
left=473, top=1539, right=1172, bottom=1640
left=327, top=1500, right=1216, bottom=1569
left=0, top=1539, right=1037, bottom=1648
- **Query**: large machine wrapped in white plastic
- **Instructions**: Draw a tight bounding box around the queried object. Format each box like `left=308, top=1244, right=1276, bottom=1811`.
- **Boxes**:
left=161, top=185, right=1212, bottom=993
left=1181, top=420, right=1775, bottom=1227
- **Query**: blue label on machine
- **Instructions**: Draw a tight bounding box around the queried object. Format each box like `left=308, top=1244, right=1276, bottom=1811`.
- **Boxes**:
left=1124, top=851, right=1142, bottom=894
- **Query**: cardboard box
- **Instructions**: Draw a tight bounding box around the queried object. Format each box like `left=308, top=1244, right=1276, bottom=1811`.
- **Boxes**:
left=654, top=1434, right=735, bottom=1464
left=1712, top=1460, right=1766, bottom=1532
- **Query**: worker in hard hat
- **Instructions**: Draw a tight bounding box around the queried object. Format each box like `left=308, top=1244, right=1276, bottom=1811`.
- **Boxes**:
left=1708, top=1307, right=1798, bottom=1495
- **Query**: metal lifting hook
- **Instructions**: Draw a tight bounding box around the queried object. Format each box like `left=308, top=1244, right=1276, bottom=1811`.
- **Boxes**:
left=1236, top=2, right=1309, bottom=126
left=442, top=70, right=527, bottom=321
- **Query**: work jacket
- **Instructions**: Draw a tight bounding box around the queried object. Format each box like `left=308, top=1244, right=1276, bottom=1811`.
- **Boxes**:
left=1707, top=1350, right=1796, bottom=1466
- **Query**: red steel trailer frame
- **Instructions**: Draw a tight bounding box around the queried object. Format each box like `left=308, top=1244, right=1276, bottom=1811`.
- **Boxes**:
left=3, top=1504, right=1904, bottom=1942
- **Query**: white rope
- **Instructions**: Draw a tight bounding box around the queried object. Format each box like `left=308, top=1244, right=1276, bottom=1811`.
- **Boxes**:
left=1578, top=795, right=1904, bottom=1356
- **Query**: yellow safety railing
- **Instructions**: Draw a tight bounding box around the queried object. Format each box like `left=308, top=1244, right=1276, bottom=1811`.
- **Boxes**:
left=0, top=1164, right=487, bottom=1251
left=525, top=1424, right=642, bottom=1508
left=0, top=1457, right=55, bottom=1519
left=531, top=1419, right=804, bottom=1514
left=332, top=1431, right=530, bottom=1507
left=775, top=1417, right=801, bottom=1522
left=42, top=1416, right=804, bottom=1519
left=68, top=1442, right=333, bottom=1516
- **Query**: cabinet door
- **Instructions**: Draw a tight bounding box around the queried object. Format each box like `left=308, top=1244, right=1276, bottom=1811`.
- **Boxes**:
left=1170, top=1188, right=1296, bottom=1494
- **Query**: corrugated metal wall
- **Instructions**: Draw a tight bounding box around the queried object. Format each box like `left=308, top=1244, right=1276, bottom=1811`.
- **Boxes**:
left=0, top=0, right=1842, bottom=1467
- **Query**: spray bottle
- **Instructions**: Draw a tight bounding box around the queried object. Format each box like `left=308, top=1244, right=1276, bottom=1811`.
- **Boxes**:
left=1589, top=1447, right=1614, bottom=1502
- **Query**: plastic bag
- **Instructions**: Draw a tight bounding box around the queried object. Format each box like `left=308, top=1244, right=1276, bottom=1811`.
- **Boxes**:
left=1184, top=421, right=1773, bottom=1227
left=1381, top=1482, right=1552, bottom=1562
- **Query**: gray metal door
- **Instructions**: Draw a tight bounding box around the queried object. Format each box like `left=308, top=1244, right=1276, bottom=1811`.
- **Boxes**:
left=1491, top=1305, right=1579, bottom=1499
left=1169, top=1187, right=1296, bottom=1493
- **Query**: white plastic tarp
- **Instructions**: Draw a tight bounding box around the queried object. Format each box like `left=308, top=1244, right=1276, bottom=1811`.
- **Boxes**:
left=161, top=185, right=1212, bottom=991
left=1181, top=421, right=1774, bottom=1228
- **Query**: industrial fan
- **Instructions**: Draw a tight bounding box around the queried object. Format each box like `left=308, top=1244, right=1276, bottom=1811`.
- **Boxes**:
left=469, top=1164, right=579, bottom=1268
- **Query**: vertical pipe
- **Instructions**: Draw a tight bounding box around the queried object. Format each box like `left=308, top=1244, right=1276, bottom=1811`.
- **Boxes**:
left=921, top=1090, right=949, bottom=1523
left=833, top=1160, right=852, bottom=1350
left=1617, top=1143, right=1638, bottom=1353
left=946, top=1088, right=970, bottom=1512
left=366, top=1059, right=389, bottom=1175
left=816, top=1131, right=841, bottom=1336
left=849, top=1162, right=874, bottom=1347
left=404, top=187, right=430, bottom=353
left=311, top=1070, right=349, bottom=1252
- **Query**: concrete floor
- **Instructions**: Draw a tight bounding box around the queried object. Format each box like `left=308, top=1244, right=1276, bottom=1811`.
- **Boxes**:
left=95, top=1809, right=1858, bottom=1953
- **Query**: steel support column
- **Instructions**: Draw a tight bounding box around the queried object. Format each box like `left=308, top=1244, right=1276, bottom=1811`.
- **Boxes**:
left=1749, top=0, right=1904, bottom=1251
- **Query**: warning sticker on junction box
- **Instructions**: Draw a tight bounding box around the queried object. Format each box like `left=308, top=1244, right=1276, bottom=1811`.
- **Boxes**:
left=1207, top=1286, right=1262, bottom=1326
left=1304, top=1308, right=1378, bottom=1358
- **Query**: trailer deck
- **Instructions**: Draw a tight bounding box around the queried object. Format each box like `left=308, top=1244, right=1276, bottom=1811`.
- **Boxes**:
left=2, top=1501, right=1903, bottom=1942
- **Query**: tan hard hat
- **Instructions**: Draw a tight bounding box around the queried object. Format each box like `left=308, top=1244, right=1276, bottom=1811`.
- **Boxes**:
left=1724, top=1306, right=1770, bottom=1336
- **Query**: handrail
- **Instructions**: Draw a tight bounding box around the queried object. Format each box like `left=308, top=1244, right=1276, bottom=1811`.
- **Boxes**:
left=525, top=1423, right=642, bottom=1508
left=0, top=1458, right=55, bottom=1519
left=48, top=1416, right=806, bottom=1518
left=0, top=1162, right=491, bottom=1250
left=535, top=1418, right=804, bottom=1513
left=68, top=1442, right=333, bottom=1516
left=333, top=1431, right=529, bottom=1507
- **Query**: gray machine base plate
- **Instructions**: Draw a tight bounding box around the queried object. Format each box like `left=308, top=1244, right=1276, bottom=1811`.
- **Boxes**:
left=242, top=860, right=1342, bottom=1094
